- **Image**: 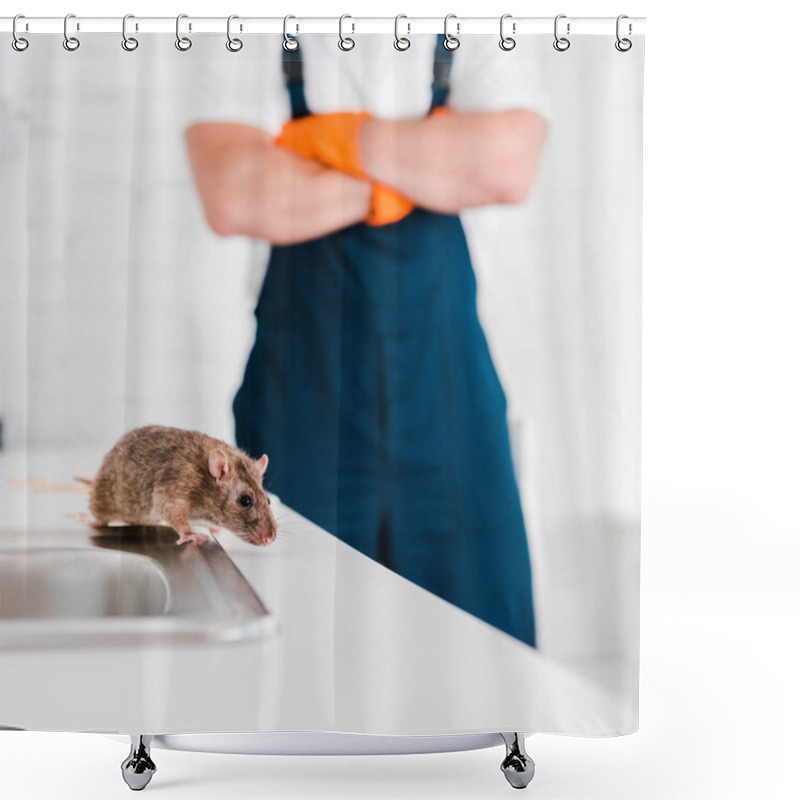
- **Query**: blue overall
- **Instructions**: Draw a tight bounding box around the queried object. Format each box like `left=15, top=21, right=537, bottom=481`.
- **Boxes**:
left=234, top=38, right=536, bottom=647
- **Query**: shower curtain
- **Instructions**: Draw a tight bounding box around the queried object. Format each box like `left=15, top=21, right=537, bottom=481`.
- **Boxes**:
left=1, top=22, right=643, bottom=738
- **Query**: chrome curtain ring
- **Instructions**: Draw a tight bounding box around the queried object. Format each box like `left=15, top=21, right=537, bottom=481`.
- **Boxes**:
left=227, top=15, right=243, bottom=51
left=338, top=14, right=355, bottom=51
left=283, top=15, right=299, bottom=51
left=12, top=14, right=29, bottom=51
left=122, top=14, right=139, bottom=51
left=394, top=15, right=411, bottom=51
left=615, top=14, right=632, bottom=51
left=499, top=14, right=516, bottom=51
left=175, top=14, right=192, bottom=50
left=553, top=14, right=571, bottom=51
left=443, top=14, right=460, bottom=51
left=63, top=13, right=80, bottom=51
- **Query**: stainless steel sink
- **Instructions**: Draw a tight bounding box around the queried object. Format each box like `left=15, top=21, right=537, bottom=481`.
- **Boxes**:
left=2, top=548, right=170, bottom=619
left=0, top=526, right=273, bottom=649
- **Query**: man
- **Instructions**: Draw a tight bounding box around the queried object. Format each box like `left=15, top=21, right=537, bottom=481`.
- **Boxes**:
left=186, top=34, right=547, bottom=646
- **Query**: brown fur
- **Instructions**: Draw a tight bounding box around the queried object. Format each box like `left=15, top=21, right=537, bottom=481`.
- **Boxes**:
left=89, top=425, right=277, bottom=547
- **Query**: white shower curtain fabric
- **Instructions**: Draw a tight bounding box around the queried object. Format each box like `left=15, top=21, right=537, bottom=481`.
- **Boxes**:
left=0, top=31, right=643, bottom=736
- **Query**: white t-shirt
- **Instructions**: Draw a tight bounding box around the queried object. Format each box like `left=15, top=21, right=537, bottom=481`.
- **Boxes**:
left=184, top=34, right=551, bottom=133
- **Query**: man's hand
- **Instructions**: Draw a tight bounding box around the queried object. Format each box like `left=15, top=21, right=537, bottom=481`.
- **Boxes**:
left=275, top=113, right=415, bottom=226
left=274, top=112, right=370, bottom=178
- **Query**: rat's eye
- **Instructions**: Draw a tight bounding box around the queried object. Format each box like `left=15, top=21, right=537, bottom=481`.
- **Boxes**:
left=239, top=494, right=253, bottom=508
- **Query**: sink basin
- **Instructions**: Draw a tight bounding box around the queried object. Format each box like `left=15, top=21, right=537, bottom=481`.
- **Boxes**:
left=0, top=527, right=273, bottom=649
left=1, top=548, right=170, bottom=619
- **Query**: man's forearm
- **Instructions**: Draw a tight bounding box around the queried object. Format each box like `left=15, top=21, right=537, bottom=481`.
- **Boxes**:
left=359, top=110, right=547, bottom=214
left=186, top=123, right=371, bottom=245
left=241, top=153, right=372, bottom=245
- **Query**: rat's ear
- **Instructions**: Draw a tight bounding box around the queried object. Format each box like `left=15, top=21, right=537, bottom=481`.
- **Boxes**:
left=255, top=454, right=268, bottom=476
left=208, top=449, right=230, bottom=482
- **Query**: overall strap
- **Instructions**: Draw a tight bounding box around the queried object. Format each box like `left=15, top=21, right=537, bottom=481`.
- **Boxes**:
left=281, top=42, right=310, bottom=119
left=430, top=34, right=454, bottom=111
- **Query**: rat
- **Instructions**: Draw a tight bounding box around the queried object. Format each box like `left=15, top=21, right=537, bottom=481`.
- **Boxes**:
left=86, top=425, right=277, bottom=547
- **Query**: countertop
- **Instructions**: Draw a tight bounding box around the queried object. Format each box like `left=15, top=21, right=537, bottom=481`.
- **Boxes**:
left=0, top=449, right=632, bottom=736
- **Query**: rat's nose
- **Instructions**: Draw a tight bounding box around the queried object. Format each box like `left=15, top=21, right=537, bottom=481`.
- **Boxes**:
left=261, top=530, right=276, bottom=545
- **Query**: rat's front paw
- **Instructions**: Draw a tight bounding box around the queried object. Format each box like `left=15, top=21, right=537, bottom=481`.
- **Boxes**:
left=175, top=531, right=209, bottom=546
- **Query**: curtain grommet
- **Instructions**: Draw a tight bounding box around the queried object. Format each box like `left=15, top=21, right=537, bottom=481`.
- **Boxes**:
left=499, top=14, right=516, bottom=51
left=121, top=14, right=139, bottom=52
left=444, top=14, right=460, bottom=51
left=394, top=15, right=411, bottom=51
left=338, top=14, right=355, bottom=51
left=283, top=15, right=299, bottom=51
left=63, top=13, right=80, bottom=51
left=175, top=14, right=192, bottom=51
left=553, top=15, right=571, bottom=52
left=12, top=14, right=29, bottom=51
left=226, top=15, right=243, bottom=52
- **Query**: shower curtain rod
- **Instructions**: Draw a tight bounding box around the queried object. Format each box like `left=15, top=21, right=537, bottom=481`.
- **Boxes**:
left=0, top=16, right=646, bottom=37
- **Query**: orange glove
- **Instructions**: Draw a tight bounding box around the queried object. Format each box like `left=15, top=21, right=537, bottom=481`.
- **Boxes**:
left=367, top=183, right=414, bottom=227
left=275, top=107, right=450, bottom=173
left=275, top=112, right=370, bottom=179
